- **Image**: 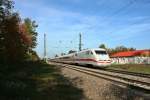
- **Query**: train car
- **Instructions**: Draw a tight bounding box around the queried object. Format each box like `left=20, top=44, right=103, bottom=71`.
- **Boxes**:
left=52, top=53, right=75, bottom=64
left=74, top=48, right=111, bottom=67
left=52, top=48, right=111, bottom=68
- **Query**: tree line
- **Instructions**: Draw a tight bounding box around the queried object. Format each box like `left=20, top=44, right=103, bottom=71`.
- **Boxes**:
left=99, top=44, right=136, bottom=55
left=0, top=0, right=39, bottom=64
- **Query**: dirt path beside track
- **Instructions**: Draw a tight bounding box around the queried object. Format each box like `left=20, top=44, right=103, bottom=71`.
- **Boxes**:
left=60, top=65, right=150, bottom=100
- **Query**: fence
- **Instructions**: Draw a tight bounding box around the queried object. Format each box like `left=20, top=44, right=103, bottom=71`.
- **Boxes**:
left=111, top=57, right=150, bottom=64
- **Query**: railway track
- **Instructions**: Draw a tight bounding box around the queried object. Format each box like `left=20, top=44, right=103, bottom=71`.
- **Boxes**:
left=103, top=68, right=150, bottom=78
left=51, top=62, right=150, bottom=92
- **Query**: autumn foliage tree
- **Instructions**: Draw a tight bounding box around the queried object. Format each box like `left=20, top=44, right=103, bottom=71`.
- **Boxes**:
left=0, top=0, right=39, bottom=63
left=19, top=23, right=32, bottom=47
left=0, top=0, right=24, bottom=63
left=24, top=18, right=38, bottom=48
left=3, top=13, right=28, bottom=63
left=22, top=18, right=38, bottom=60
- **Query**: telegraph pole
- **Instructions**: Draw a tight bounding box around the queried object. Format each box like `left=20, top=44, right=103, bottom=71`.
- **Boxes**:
left=44, top=33, right=47, bottom=61
left=79, top=33, right=82, bottom=51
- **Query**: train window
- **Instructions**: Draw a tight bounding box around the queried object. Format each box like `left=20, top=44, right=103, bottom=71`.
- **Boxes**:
left=85, top=51, right=93, bottom=55
left=86, top=51, right=89, bottom=55
left=90, top=51, right=93, bottom=55
left=95, top=50, right=107, bottom=54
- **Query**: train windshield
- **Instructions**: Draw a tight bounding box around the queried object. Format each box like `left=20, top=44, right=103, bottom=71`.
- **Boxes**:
left=95, top=50, right=107, bottom=55
left=95, top=50, right=109, bottom=60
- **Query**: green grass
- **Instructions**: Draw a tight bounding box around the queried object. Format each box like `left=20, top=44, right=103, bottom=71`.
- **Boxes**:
left=0, top=61, right=84, bottom=100
left=108, top=64, right=150, bottom=74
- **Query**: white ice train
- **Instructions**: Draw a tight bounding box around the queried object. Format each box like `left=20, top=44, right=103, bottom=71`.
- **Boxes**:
left=52, top=48, right=111, bottom=68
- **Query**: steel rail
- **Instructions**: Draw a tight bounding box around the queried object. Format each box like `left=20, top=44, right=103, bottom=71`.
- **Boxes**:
left=51, top=61, right=150, bottom=78
left=55, top=63, right=150, bottom=92
left=59, top=62, right=150, bottom=78
left=103, top=68, right=150, bottom=78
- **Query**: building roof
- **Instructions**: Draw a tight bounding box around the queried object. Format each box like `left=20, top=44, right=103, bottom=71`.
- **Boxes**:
left=111, top=50, right=150, bottom=57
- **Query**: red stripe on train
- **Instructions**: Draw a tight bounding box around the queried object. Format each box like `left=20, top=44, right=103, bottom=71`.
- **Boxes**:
left=76, top=58, right=111, bottom=63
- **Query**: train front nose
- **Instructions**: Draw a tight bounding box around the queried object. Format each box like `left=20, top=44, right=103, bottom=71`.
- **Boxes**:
left=97, top=60, right=111, bottom=67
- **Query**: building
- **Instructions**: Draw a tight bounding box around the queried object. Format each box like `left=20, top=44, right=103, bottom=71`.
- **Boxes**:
left=110, top=50, right=150, bottom=64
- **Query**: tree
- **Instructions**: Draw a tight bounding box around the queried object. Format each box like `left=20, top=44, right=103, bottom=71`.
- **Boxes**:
left=0, top=0, right=39, bottom=63
left=0, top=0, right=26, bottom=63
left=99, top=44, right=106, bottom=49
left=22, top=18, right=38, bottom=60
left=107, top=46, right=136, bottom=55
left=19, top=23, right=32, bottom=46
left=0, top=0, right=14, bottom=62
left=24, top=18, right=38, bottom=48
left=29, top=50, right=40, bottom=61
left=2, top=13, right=27, bottom=63
left=98, top=43, right=136, bottom=55
left=0, top=0, right=13, bottom=18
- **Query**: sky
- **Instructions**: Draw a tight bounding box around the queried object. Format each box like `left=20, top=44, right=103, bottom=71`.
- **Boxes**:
left=14, top=0, right=150, bottom=58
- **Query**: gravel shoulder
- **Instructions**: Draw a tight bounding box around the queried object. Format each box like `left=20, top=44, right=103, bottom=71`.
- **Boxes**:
left=60, top=65, right=150, bottom=100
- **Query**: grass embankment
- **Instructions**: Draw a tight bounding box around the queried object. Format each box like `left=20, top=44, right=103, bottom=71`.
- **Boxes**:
left=108, top=64, right=150, bottom=74
left=0, top=61, right=84, bottom=100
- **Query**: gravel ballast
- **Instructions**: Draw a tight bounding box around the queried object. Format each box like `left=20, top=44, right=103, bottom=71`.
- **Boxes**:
left=59, top=65, right=150, bottom=100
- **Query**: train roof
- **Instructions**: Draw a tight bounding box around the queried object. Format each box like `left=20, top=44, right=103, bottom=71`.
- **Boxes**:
left=55, top=53, right=75, bottom=59
left=78, top=48, right=106, bottom=52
